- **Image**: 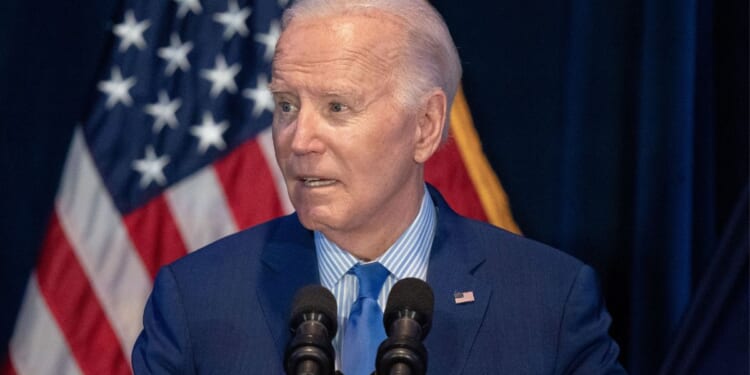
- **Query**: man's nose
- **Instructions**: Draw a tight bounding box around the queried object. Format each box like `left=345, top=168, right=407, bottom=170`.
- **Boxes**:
left=290, top=106, right=325, bottom=155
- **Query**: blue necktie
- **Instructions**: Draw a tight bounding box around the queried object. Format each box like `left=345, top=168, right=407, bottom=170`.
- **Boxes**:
left=342, top=262, right=390, bottom=375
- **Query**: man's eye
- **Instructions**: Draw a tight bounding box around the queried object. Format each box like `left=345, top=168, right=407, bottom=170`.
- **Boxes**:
left=329, top=102, right=345, bottom=113
left=279, top=102, right=293, bottom=112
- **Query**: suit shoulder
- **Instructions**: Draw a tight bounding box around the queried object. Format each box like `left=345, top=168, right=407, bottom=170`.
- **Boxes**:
left=453, top=216, right=584, bottom=275
left=166, top=214, right=302, bottom=276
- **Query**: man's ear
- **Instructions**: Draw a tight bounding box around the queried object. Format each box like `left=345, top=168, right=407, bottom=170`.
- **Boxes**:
left=414, top=89, right=447, bottom=163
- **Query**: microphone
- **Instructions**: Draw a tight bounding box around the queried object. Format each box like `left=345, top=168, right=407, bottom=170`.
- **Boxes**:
left=285, top=285, right=338, bottom=375
left=376, top=278, right=434, bottom=375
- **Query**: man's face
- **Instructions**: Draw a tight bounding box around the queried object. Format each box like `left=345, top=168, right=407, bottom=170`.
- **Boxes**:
left=270, top=13, right=425, bottom=249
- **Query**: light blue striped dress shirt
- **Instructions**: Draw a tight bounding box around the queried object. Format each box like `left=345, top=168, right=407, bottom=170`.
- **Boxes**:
left=315, top=186, right=437, bottom=371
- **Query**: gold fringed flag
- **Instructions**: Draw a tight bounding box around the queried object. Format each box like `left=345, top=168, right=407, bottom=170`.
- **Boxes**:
left=426, top=86, right=522, bottom=235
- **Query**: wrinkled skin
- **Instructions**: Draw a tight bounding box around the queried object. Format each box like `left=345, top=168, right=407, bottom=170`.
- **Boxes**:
left=269, top=12, right=446, bottom=260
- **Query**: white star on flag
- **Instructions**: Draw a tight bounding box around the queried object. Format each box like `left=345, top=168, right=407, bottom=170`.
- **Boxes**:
left=144, top=91, right=182, bottom=133
left=132, top=145, right=170, bottom=188
left=173, top=0, right=202, bottom=18
left=97, top=67, right=137, bottom=108
left=243, top=74, right=274, bottom=118
left=201, top=55, right=241, bottom=97
left=158, top=33, right=193, bottom=75
left=213, top=0, right=252, bottom=40
left=278, top=0, right=289, bottom=7
left=190, top=112, right=229, bottom=153
left=254, top=20, right=280, bottom=62
left=114, top=10, right=151, bottom=52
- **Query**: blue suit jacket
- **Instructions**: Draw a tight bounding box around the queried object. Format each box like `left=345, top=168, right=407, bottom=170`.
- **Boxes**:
left=132, top=188, right=625, bottom=374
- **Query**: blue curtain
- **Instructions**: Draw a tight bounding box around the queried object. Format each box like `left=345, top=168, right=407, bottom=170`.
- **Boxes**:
left=659, top=186, right=748, bottom=374
left=434, top=0, right=747, bottom=372
left=558, top=0, right=747, bottom=372
left=629, top=0, right=707, bottom=372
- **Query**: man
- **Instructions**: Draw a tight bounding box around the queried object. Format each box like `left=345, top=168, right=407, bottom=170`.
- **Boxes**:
left=132, top=0, right=626, bottom=374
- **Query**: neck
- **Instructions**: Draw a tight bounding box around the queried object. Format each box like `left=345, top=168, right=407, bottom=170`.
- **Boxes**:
left=325, top=184, right=425, bottom=261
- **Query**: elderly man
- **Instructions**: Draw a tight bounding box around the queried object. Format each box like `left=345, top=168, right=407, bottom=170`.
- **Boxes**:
left=132, top=0, right=625, bottom=374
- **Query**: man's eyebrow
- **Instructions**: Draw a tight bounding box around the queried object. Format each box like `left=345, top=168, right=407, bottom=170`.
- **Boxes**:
left=322, top=90, right=354, bottom=97
left=318, top=86, right=362, bottom=98
left=266, top=81, right=363, bottom=100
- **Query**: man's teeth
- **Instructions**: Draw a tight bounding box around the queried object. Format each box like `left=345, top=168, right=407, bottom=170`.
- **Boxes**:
left=302, top=178, right=336, bottom=187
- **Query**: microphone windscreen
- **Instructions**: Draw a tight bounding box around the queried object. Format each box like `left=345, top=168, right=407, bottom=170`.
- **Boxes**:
left=384, top=278, right=434, bottom=332
left=290, top=285, right=338, bottom=336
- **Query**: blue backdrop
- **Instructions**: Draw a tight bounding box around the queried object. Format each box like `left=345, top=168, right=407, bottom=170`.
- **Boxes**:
left=1, top=0, right=747, bottom=373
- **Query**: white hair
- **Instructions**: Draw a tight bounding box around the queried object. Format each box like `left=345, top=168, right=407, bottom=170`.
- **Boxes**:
left=279, top=0, right=462, bottom=134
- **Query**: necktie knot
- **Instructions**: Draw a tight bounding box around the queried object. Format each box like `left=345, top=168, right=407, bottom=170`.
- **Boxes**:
left=351, top=262, right=389, bottom=300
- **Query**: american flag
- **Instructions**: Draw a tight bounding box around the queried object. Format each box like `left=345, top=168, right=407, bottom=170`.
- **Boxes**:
left=454, top=291, right=476, bottom=304
left=1, top=0, right=519, bottom=374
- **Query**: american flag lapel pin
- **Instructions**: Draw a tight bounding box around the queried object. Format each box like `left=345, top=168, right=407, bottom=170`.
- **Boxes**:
left=454, top=291, right=475, bottom=304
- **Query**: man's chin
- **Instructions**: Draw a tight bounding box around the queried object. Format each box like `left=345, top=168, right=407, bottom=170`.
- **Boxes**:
left=296, top=211, right=336, bottom=233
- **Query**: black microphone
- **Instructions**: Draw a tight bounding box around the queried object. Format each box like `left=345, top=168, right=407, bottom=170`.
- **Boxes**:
left=376, top=278, right=434, bottom=375
left=285, top=285, right=338, bottom=375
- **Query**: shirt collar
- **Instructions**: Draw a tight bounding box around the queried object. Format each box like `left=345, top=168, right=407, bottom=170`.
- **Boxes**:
left=315, top=185, right=436, bottom=288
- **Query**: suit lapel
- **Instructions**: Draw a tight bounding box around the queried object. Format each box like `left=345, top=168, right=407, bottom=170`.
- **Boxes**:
left=425, top=189, right=492, bottom=375
left=255, top=215, right=320, bottom=364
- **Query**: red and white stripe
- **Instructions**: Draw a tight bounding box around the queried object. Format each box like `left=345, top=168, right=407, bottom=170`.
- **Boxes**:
left=3, top=126, right=290, bottom=375
left=7, top=277, right=84, bottom=375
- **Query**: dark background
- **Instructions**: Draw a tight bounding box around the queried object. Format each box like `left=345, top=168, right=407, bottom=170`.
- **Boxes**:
left=1, top=0, right=747, bottom=373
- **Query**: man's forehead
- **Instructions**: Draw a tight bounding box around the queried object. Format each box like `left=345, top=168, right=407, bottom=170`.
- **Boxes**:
left=268, top=76, right=364, bottom=98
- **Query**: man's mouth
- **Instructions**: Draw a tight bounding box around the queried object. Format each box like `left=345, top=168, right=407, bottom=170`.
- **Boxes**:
left=300, top=177, right=337, bottom=187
